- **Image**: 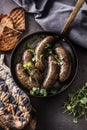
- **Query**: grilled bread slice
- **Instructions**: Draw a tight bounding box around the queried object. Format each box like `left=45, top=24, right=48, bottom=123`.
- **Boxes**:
left=0, top=14, right=14, bottom=35
left=10, top=7, right=25, bottom=31
left=0, top=26, right=21, bottom=51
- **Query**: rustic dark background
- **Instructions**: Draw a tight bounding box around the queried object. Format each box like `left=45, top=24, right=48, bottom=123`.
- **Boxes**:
left=0, top=0, right=87, bottom=130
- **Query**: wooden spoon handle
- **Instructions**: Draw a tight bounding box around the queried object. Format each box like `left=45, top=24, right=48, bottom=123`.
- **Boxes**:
left=61, top=0, right=84, bottom=34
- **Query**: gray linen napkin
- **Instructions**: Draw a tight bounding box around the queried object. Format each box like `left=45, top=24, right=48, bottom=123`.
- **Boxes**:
left=13, top=0, right=87, bottom=48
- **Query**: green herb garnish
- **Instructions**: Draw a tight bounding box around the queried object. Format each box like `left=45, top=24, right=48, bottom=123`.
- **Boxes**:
left=35, top=62, right=39, bottom=68
left=64, top=82, right=87, bottom=123
left=45, top=44, right=51, bottom=49
left=40, top=89, right=47, bottom=96
left=45, top=43, right=53, bottom=54
left=29, top=69, right=38, bottom=77
left=30, top=90, right=34, bottom=95
left=28, top=48, right=35, bottom=53
left=52, top=54, right=62, bottom=66
left=40, top=54, right=44, bottom=60
left=29, top=87, right=57, bottom=96
left=30, top=87, right=39, bottom=95
left=29, top=87, right=47, bottom=96
left=23, top=62, right=33, bottom=69
left=48, top=49, right=53, bottom=54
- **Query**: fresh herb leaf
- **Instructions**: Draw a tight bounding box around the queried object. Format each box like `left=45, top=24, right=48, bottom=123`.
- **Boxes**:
left=35, top=62, right=39, bottom=68
left=29, top=87, right=57, bottom=96
left=29, top=87, right=39, bottom=95
left=28, top=48, right=35, bottom=53
left=64, top=82, right=87, bottom=123
left=29, top=87, right=47, bottom=96
left=23, top=62, right=33, bottom=69
left=52, top=54, right=62, bottom=66
left=40, top=54, right=44, bottom=60
left=48, top=49, right=53, bottom=54
left=45, top=44, right=51, bottom=49
left=40, top=88, right=47, bottom=96
left=30, top=90, right=35, bottom=95
left=80, top=97, right=87, bottom=105
left=73, top=118, right=78, bottom=123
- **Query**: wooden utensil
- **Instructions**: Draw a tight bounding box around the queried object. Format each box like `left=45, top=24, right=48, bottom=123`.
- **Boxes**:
left=61, top=0, right=85, bottom=34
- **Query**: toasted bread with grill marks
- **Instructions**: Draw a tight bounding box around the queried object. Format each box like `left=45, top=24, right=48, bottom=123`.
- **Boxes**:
left=0, top=26, right=21, bottom=51
left=0, top=14, right=14, bottom=35
left=10, top=7, right=25, bottom=31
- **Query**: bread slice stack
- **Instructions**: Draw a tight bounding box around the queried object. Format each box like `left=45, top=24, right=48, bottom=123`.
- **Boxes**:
left=0, top=7, right=25, bottom=51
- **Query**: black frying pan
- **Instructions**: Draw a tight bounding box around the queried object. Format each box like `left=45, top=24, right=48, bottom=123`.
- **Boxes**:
left=10, top=0, right=84, bottom=97
left=10, top=32, right=78, bottom=97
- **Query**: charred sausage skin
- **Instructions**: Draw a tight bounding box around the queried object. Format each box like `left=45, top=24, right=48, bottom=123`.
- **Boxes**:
left=16, top=63, right=39, bottom=89
left=42, top=55, right=58, bottom=89
left=35, top=36, right=54, bottom=72
left=55, top=46, right=71, bottom=82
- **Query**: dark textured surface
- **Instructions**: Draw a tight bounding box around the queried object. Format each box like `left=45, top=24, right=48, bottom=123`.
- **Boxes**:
left=0, top=0, right=87, bottom=130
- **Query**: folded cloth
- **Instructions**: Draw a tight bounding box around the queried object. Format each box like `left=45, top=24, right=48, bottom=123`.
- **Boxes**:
left=13, top=0, right=87, bottom=49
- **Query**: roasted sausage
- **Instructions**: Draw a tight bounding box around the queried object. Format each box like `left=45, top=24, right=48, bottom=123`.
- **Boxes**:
left=16, top=63, right=40, bottom=89
left=22, top=49, right=32, bottom=64
left=55, top=46, right=71, bottom=82
left=22, top=49, right=42, bottom=82
left=35, top=36, right=54, bottom=71
left=42, top=55, right=58, bottom=89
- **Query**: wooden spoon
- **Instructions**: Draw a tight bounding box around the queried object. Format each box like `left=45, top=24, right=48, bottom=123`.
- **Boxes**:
left=61, top=0, right=85, bottom=34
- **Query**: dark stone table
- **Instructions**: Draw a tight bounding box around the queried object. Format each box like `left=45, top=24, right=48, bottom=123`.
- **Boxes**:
left=0, top=1, right=87, bottom=130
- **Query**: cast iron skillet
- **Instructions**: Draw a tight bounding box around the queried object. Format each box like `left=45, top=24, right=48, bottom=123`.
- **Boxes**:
left=10, top=31, right=78, bottom=97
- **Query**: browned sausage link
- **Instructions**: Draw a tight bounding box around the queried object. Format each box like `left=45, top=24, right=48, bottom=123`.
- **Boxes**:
left=35, top=36, right=55, bottom=72
left=22, top=49, right=42, bottom=81
left=42, top=55, right=58, bottom=89
left=55, top=46, right=71, bottom=82
left=22, top=49, right=34, bottom=71
left=16, top=63, right=40, bottom=89
left=22, top=49, right=32, bottom=64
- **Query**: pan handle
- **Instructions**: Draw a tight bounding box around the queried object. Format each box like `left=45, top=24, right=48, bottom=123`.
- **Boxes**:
left=61, top=0, right=85, bottom=34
